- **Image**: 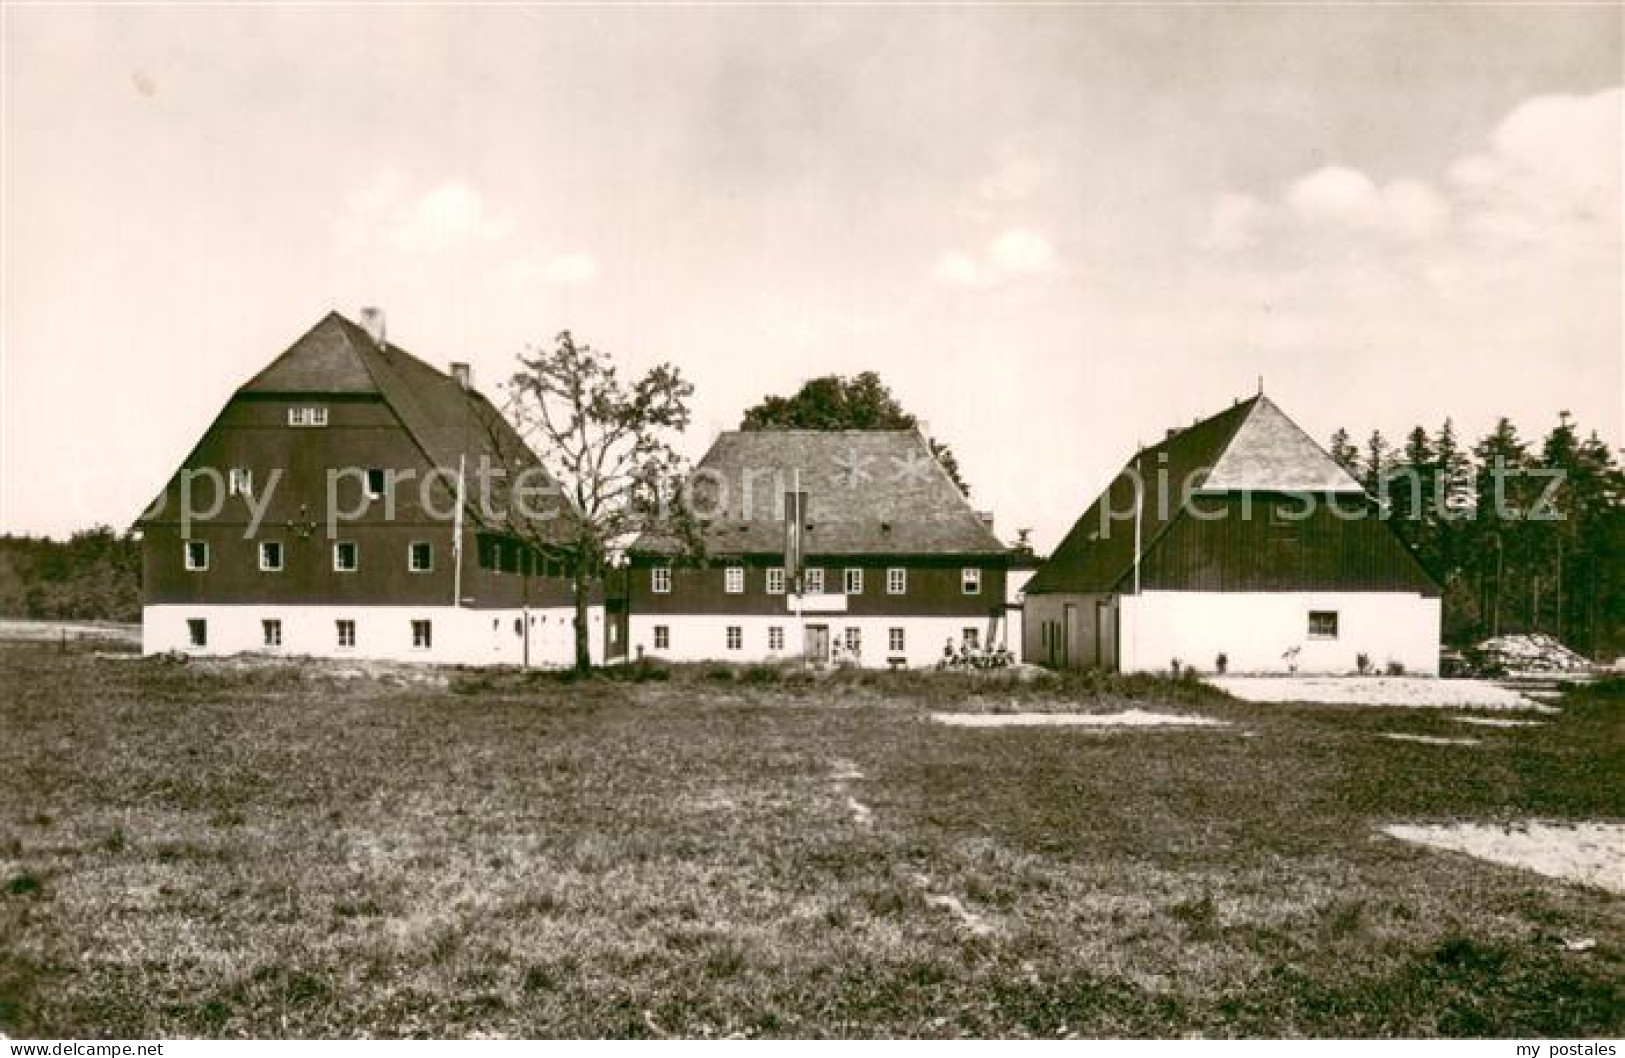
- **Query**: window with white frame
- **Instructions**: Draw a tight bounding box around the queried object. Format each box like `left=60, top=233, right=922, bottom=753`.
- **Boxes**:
left=653, top=625, right=670, bottom=650
left=843, top=627, right=862, bottom=654
left=366, top=469, right=387, bottom=500
left=228, top=468, right=253, bottom=497
left=766, top=567, right=786, bottom=595
left=844, top=568, right=863, bottom=595
left=262, top=619, right=281, bottom=648
left=336, top=619, right=356, bottom=648
left=184, top=540, right=209, bottom=571
left=725, top=565, right=745, bottom=594
left=1308, top=611, right=1339, bottom=639
left=409, top=542, right=433, bottom=572
left=889, top=627, right=905, bottom=653
left=887, top=567, right=907, bottom=595
left=187, top=619, right=207, bottom=647
left=726, top=626, right=742, bottom=650
left=411, top=620, right=432, bottom=649
left=333, top=541, right=359, bottom=572
left=961, top=567, right=982, bottom=595
left=259, top=541, right=284, bottom=572
left=768, top=626, right=785, bottom=651
left=804, top=568, right=825, bottom=594
left=287, top=406, right=329, bottom=427
left=651, top=566, right=671, bottom=594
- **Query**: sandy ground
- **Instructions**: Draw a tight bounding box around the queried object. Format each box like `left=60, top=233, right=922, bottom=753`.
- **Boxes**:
left=1382, top=822, right=1625, bottom=895
left=1209, top=676, right=1551, bottom=711
left=1379, top=733, right=1481, bottom=747
left=932, top=709, right=1230, bottom=728
left=1452, top=716, right=1547, bottom=729
left=0, top=619, right=141, bottom=646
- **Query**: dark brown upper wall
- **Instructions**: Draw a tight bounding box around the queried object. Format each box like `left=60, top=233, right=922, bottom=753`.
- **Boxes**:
left=625, top=555, right=1007, bottom=617
left=1138, top=495, right=1440, bottom=596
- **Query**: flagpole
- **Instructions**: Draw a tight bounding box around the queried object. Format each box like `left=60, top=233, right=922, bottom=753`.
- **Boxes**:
left=452, top=455, right=466, bottom=608
left=793, top=467, right=806, bottom=668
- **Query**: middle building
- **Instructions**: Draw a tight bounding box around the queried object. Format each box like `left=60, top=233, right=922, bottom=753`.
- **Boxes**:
left=624, top=429, right=1011, bottom=667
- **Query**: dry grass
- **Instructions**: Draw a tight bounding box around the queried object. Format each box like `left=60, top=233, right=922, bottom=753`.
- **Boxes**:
left=1, top=648, right=1621, bottom=1038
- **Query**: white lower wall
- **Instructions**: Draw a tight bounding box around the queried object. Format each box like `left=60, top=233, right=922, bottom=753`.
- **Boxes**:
left=628, top=613, right=1011, bottom=669
left=143, top=603, right=604, bottom=668
left=1117, top=591, right=1440, bottom=675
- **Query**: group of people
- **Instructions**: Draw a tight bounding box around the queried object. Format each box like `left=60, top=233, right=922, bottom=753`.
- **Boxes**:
left=939, top=636, right=1015, bottom=671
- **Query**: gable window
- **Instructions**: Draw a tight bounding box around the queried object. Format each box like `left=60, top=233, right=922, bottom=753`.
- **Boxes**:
left=889, top=627, right=905, bottom=653
left=887, top=568, right=907, bottom=595
left=1308, top=611, right=1339, bottom=640
left=726, top=626, right=743, bottom=651
left=184, top=540, right=209, bottom=571
left=844, top=568, right=864, bottom=595
left=961, top=567, right=982, bottom=595
left=653, top=625, right=670, bottom=650
left=228, top=468, right=253, bottom=497
left=804, top=568, right=825, bottom=594
left=366, top=469, right=387, bottom=500
left=287, top=406, right=328, bottom=427
left=409, top=542, right=433, bottom=572
left=651, top=567, right=671, bottom=594
left=262, top=619, right=281, bottom=648
left=766, top=567, right=786, bottom=595
left=725, top=565, right=745, bottom=594
left=333, top=541, right=359, bottom=572
left=336, top=620, right=356, bottom=648
left=768, top=626, right=785, bottom=651
left=259, top=541, right=284, bottom=572
left=411, top=620, right=433, bottom=649
left=187, top=619, right=207, bottom=648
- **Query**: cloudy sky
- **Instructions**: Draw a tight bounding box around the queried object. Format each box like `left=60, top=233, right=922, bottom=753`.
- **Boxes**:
left=3, top=5, right=1620, bottom=547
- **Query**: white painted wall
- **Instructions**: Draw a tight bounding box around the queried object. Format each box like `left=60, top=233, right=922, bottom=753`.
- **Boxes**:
left=627, top=613, right=1011, bottom=669
left=143, top=603, right=604, bottom=667
left=1117, top=591, right=1441, bottom=675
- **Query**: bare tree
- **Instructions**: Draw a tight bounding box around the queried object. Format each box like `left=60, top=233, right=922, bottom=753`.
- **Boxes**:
left=502, top=331, right=698, bottom=672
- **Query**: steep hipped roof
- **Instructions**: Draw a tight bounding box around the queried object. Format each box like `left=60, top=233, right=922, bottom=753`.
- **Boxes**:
left=1026, top=394, right=1371, bottom=595
left=632, top=429, right=1007, bottom=557
left=141, top=312, right=566, bottom=538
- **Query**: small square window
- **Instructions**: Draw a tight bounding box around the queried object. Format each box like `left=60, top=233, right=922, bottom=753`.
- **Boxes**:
left=725, top=565, right=745, bottom=594
left=336, top=619, right=356, bottom=648
left=961, top=568, right=982, bottom=595
left=411, top=620, right=432, bottom=649
left=228, top=468, right=253, bottom=497
left=726, top=625, right=742, bottom=650
left=889, top=627, right=905, bottom=653
left=843, top=628, right=862, bottom=654
left=651, top=567, right=671, bottom=594
left=804, top=568, right=825, bottom=594
left=262, top=619, right=281, bottom=648
left=366, top=469, right=387, bottom=500
left=184, top=540, right=209, bottom=571
left=187, top=618, right=207, bottom=648
left=333, top=541, right=358, bottom=572
left=962, top=628, right=981, bottom=650
left=259, top=541, right=284, bottom=572
left=653, top=625, right=670, bottom=650
left=766, top=567, right=786, bottom=595
left=288, top=406, right=328, bottom=427
left=409, top=542, right=433, bottom=572
left=844, top=568, right=863, bottom=595
left=887, top=568, right=907, bottom=595
left=768, top=626, right=784, bottom=651
left=1308, top=611, right=1339, bottom=639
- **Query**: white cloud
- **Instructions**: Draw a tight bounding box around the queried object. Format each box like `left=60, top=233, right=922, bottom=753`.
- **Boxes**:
left=337, top=176, right=512, bottom=257
left=932, top=227, right=1058, bottom=288
left=978, top=156, right=1044, bottom=202
left=1283, top=166, right=1448, bottom=239
left=504, top=250, right=601, bottom=287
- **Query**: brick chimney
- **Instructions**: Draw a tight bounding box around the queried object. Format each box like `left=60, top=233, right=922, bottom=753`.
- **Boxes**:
left=449, top=362, right=472, bottom=389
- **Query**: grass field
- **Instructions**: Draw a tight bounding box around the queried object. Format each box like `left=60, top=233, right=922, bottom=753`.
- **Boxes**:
left=1, top=646, right=1621, bottom=1038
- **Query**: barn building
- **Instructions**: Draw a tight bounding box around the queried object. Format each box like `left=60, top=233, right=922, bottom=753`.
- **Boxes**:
left=137, top=311, right=604, bottom=665
left=622, top=429, right=1012, bottom=667
left=1024, top=394, right=1441, bottom=675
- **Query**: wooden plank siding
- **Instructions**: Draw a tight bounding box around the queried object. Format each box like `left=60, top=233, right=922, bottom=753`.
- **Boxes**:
left=626, top=555, right=1007, bottom=618
left=1135, top=495, right=1440, bottom=596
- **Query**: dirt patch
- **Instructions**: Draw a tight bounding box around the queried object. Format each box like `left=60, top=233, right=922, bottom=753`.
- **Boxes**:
left=932, top=709, right=1229, bottom=729
left=1452, top=716, right=1546, bottom=729
left=1210, top=676, right=1551, bottom=711
left=1379, top=733, right=1481, bottom=747
left=1382, top=822, right=1625, bottom=894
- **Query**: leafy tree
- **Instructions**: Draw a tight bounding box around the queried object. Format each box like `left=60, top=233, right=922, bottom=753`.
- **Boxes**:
left=503, top=331, right=699, bottom=672
left=741, top=372, right=971, bottom=495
